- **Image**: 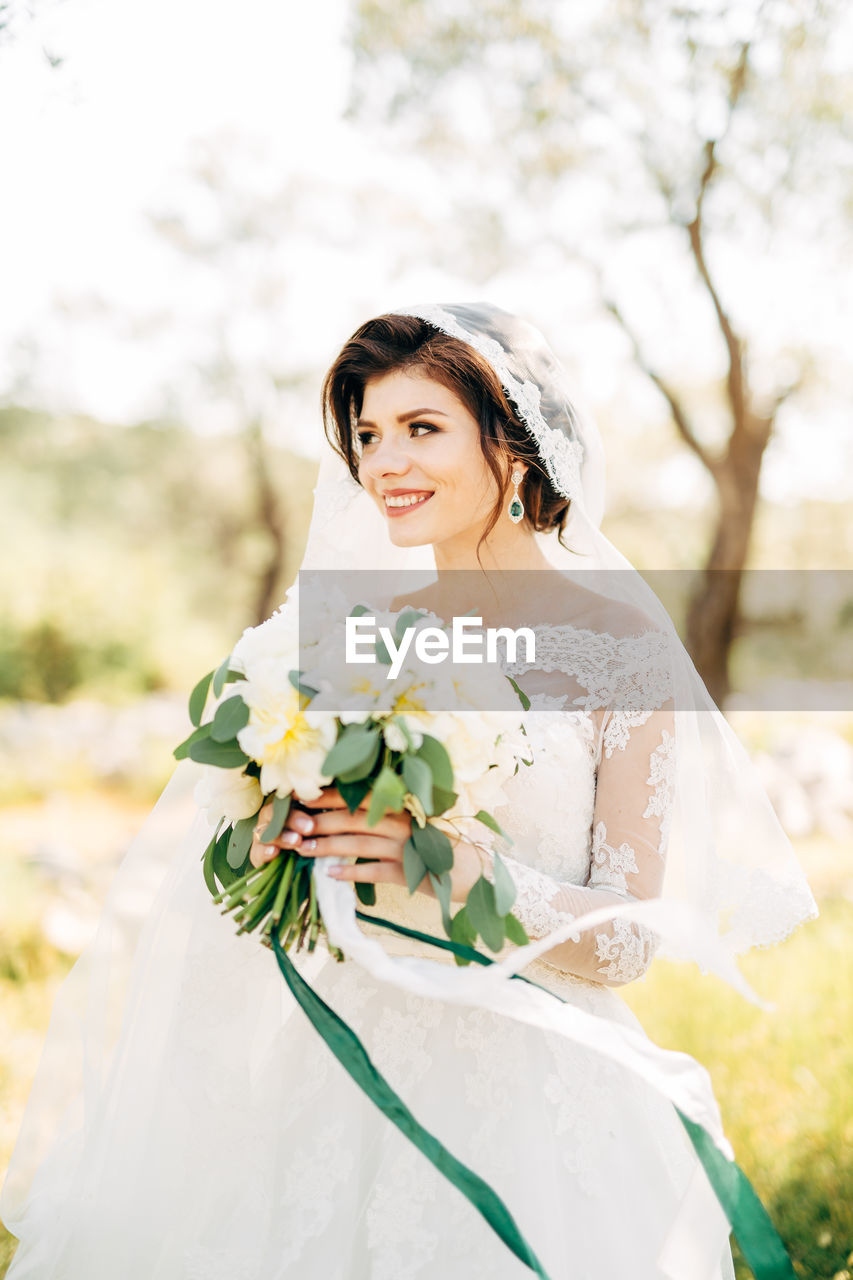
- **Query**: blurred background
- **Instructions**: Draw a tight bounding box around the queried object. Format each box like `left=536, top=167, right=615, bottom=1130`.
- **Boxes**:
left=0, top=1, right=851, bottom=1275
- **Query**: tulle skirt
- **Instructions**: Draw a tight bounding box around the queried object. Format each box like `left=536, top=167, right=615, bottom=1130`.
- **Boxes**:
left=1, top=766, right=734, bottom=1280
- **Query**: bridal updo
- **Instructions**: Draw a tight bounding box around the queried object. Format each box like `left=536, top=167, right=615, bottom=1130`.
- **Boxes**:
left=321, top=313, right=572, bottom=550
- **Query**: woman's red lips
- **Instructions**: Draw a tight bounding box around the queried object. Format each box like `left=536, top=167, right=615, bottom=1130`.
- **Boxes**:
left=382, top=490, right=435, bottom=517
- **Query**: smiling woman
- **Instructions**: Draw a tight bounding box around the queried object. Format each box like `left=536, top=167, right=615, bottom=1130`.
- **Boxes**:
left=321, top=314, right=575, bottom=570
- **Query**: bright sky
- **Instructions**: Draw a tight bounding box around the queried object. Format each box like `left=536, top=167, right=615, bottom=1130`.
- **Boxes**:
left=0, top=0, right=850, bottom=504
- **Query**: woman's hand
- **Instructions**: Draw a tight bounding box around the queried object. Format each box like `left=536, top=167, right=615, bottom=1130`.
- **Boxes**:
left=249, top=787, right=487, bottom=902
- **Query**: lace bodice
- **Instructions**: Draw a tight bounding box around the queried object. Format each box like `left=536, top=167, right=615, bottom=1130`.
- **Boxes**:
left=358, top=617, right=675, bottom=989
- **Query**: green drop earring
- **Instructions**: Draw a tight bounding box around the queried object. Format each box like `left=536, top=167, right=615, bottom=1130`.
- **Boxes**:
left=507, top=468, right=525, bottom=524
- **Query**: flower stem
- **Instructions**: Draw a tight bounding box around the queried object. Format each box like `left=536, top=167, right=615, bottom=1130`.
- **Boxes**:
left=217, top=859, right=277, bottom=910
left=237, top=868, right=282, bottom=934
left=270, top=853, right=296, bottom=926
left=213, top=865, right=263, bottom=904
left=307, top=875, right=320, bottom=951
left=296, top=901, right=311, bottom=951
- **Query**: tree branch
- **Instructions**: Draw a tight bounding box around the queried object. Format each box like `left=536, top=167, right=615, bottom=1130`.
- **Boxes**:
left=601, top=291, right=719, bottom=478
left=684, top=36, right=753, bottom=436
left=685, top=189, right=746, bottom=431
left=766, top=370, right=805, bottom=421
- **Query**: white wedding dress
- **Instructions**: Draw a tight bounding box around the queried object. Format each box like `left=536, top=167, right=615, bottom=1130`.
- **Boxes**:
left=1, top=620, right=736, bottom=1280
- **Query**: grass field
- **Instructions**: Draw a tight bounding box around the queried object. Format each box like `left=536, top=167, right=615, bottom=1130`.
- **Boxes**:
left=624, top=896, right=853, bottom=1280
left=0, top=826, right=850, bottom=1279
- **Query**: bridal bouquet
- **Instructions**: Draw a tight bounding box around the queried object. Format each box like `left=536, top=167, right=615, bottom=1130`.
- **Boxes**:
left=174, top=593, right=533, bottom=962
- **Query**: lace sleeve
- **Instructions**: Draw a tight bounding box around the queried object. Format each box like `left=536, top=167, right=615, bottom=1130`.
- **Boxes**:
left=488, top=630, right=676, bottom=988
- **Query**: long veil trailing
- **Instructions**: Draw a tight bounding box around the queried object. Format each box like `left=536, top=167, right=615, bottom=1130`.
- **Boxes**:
left=1, top=302, right=817, bottom=1280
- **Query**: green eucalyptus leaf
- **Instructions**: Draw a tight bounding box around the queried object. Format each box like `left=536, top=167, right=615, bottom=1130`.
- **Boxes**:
left=203, top=815, right=226, bottom=851
left=202, top=834, right=218, bottom=896
left=210, top=694, right=250, bottom=743
left=504, top=912, right=530, bottom=947
left=338, top=777, right=372, bottom=813
left=449, top=905, right=477, bottom=965
left=367, top=765, right=406, bottom=827
left=349, top=603, right=372, bottom=617
left=410, top=821, right=453, bottom=875
left=466, top=875, right=505, bottom=953
left=355, top=879, right=377, bottom=906
left=490, top=849, right=517, bottom=915
left=402, top=754, right=434, bottom=815
left=375, top=634, right=393, bottom=665
left=336, top=730, right=382, bottom=784
left=174, top=722, right=212, bottom=760
left=189, top=670, right=214, bottom=727
left=403, top=838, right=427, bottom=894
left=261, top=793, right=292, bottom=842
left=415, top=734, right=454, bottom=790
left=188, top=737, right=250, bottom=768
left=212, top=652, right=234, bottom=699
left=288, top=669, right=320, bottom=699
left=506, top=675, right=530, bottom=711
left=473, top=809, right=508, bottom=841
left=230, top=850, right=253, bottom=880
left=227, top=814, right=258, bottom=869
left=430, top=784, right=458, bottom=815
left=212, top=828, right=235, bottom=888
left=323, top=725, right=380, bottom=777
left=428, top=870, right=453, bottom=935
left=394, top=607, right=424, bottom=645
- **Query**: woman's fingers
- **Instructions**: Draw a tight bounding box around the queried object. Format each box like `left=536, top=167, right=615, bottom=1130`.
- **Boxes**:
left=256, top=800, right=275, bottom=827
left=299, top=786, right=368, bottom=811
left=299, top=833, right=400, bottom=860
left=248, top=788, right=413, bottom=868
left=308, top=807, right=409, bottom=838
left=265, top=806, right=409, bottom=846
left=249, top=802, right=289, bottom=867
left=326, top=859, right=406, bottom=885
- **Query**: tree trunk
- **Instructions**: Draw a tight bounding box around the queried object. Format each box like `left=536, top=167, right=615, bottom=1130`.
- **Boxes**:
left=685, top=421, right=769, bottom=705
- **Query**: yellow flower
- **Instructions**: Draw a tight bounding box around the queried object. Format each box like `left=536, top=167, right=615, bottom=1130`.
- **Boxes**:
left=237, top=682, right=337, bottom=801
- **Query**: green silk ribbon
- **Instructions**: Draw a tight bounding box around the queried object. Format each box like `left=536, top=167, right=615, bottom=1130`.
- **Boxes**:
left=271, top=926, right=550, bottom=1278
left=270, top=911, right=796, bottom=1280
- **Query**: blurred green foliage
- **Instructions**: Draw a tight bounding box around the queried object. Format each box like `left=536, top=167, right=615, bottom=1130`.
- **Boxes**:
left=2, top=403, right=852, bottom=710
left=625, top=898, right=853, bottom=1280
left=0, top=406, right=318, bottom=702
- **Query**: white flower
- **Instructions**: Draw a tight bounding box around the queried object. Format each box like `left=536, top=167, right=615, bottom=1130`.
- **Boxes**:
left=231, top=604, right=301, bottom=682
left=304, top=606, right=456, bottom=722
left=302, top=619, right=388, bottom=717
left=394, top=709, right=529, bottom=843
left=382, top=718, right=416, bottom=752
left=194, top=765, right=263, bottom=825
left=236, top=680, right=337, bottom=801
left=450, top=658, right=523, bottom=713
left=438, top=712, right=518, bottom=783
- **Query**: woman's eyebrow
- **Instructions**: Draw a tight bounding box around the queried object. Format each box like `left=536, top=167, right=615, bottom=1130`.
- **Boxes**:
left=356, top=408, right=451, bottom=427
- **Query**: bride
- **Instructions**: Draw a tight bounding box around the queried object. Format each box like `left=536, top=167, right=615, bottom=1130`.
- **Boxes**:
left=1, top=303, right=817, bottom=1279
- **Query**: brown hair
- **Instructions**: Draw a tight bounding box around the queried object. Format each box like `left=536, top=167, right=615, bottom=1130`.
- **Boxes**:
left=321, top=313, right=572, bottom=564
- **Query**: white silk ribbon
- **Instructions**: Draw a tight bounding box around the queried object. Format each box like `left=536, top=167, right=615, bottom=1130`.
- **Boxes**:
left=313, top=860, right=737, bottom=1162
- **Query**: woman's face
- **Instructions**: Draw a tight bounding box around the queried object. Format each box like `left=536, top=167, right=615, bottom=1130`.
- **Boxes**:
left=356, top=369, right=505, bottom=554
